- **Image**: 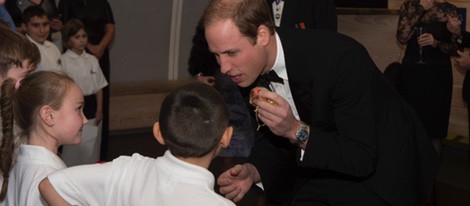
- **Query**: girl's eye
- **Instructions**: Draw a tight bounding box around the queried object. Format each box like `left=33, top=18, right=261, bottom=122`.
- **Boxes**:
left=76, top=105, right=83, bottom=111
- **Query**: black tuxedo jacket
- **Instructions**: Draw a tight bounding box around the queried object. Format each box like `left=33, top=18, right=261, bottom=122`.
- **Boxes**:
left=249, top=28, right=439, bottom=205
left=266, top=0, right=337, bottom=31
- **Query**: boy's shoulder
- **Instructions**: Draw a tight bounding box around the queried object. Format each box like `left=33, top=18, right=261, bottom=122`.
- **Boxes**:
left=111, top=153, right=156, bottom=165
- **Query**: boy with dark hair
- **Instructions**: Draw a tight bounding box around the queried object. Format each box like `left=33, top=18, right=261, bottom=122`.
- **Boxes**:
left=39, top=83, right=236, bottom=206
left=22, top=6, right=62, bottom=72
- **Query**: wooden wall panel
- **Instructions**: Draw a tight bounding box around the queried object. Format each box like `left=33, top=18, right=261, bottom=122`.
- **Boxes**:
left=109, top=80, right=196, bottom=131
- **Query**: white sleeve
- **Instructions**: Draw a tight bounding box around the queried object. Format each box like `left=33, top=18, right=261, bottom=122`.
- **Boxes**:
left=47, top=163, right=112, bottom=206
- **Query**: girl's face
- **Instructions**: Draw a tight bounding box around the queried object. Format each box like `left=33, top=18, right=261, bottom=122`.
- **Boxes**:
left=51, top=83, right=87, bottom=145
left=68, top=28, right=88, bottom=54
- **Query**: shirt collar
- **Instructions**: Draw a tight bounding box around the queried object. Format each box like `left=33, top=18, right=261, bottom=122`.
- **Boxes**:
left=26, top=34, right=52, bottom=48
left=65, top=49, right=86, bottom=58
left=270, top=33, right=288, bottom=80
left=161, top=150, right=215, bottom=188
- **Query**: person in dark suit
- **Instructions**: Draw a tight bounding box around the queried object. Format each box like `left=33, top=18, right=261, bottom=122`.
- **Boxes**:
left=202, top=0, right=440, bottom=205
left=266, top=0, right=337, bottom=31
left=447, top=16, right=470, bottom=162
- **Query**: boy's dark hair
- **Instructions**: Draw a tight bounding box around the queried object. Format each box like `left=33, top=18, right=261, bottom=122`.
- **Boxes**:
left=159, top=83, right=229, bottom=157
left=22, top=6, right=47, bottom=24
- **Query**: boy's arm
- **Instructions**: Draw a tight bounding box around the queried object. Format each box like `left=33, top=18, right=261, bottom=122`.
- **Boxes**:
left=39, top=178, right=71, bottom=206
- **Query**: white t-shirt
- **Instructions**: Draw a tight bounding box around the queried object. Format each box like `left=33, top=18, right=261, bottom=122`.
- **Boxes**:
left=26, top=35, right=63, bottom=72
left=47, top=151, right=235, bottom=206
left=61, top=50, right=108, bottom=96
left=1, top=145, right=66, bottom=206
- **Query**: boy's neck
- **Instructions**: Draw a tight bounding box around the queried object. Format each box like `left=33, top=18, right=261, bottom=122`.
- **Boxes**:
left=177, top=155, right=213, bottom=169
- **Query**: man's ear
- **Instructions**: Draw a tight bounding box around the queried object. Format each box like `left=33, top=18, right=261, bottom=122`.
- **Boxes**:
left=153, top=122, right=165, bottom=145
left=39, top=105, right=54, bottom=127
left=220, top=126, right=233, bottom=149
left=256, top=24, right=271, bottom=47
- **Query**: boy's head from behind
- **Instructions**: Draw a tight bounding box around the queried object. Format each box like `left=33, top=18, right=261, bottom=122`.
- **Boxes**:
left=22, top=6, right=50, bottom=44
left=155, top=83, right=232, bottom=158
left=0, top=25, right=39, bottom=80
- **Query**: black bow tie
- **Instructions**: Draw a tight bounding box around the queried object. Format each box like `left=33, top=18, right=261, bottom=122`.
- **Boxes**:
left=257, top=70, right=284, bottom=88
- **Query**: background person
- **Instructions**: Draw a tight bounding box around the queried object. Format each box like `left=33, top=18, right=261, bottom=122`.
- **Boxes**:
left=59, top=19, right=108, bottom=166
left=58, top=0, right=115, bottom=161
left=22, top=6, right=63, bottom=72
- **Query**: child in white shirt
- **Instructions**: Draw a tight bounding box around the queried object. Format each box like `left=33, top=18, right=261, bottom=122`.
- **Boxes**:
left=0, top=71, right=87, bottom=205
left=59, top=19, right=108, bottom=166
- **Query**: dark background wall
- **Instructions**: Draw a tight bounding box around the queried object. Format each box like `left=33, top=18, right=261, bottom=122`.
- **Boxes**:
left=334, top=0, right=387, bottom=8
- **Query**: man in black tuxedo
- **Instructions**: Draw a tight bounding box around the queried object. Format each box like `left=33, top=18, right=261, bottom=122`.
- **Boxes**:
left=266, top=0, right=337, bottom=31
left=203, top=0, right=440, bottom=205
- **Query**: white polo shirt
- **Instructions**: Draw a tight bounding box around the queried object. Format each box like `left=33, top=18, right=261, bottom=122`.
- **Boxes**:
left=1, top=145, right=66, bottom=206
left=47, top=151, right=236, bottom=206
left=61, top=50, right=108, bottom=96
left=26, top=35, right=63, bottom=72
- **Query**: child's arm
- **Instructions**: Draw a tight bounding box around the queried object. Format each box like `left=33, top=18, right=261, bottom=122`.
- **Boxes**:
left=95, top=89, right=103, bottom=125
left=39, top=178, right=71, bottom=206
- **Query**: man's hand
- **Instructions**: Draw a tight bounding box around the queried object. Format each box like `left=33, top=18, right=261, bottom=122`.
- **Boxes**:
left=217, top=163, right=260, bottom=203
left=418, top=33, right=437, bottom=47
left=253, top=89, right=300, bottom=143
left=87, top=43, right=105, bottom=59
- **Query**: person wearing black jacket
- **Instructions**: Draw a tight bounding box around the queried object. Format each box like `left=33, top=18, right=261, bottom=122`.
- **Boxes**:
left=448, top=16, right=470, bottom=162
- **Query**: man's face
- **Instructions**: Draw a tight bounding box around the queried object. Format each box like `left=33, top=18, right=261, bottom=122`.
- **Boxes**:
left=205, top=19, right=269, bottom=88
left=25, top=15, right=50, bottom=44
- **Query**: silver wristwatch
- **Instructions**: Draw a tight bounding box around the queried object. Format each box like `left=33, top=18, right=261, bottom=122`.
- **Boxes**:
left=295, top=121, right=309, bottom=145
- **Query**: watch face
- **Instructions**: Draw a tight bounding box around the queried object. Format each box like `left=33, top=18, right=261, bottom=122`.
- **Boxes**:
left=296, top=127, right=308, bottom=144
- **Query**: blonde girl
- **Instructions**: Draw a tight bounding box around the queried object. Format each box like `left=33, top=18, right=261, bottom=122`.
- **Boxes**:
left=0, top=71, right=87, bottom=205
